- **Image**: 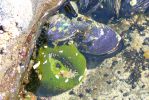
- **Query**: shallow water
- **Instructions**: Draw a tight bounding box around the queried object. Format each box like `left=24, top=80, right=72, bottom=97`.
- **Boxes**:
left=19, top=1, right=149, bottom=99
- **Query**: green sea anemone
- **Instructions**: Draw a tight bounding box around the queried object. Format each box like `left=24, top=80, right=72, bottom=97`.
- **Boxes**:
left=35, top=44, right=86, bottom=94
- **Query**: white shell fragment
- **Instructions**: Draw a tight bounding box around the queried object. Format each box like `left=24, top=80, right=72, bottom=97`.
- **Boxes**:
left=68, top=40, right=74, bottom=45
left=42, top=52, right=44, bottom=55
left=38, top=74, right=42, bottom=80
left=59, top=50, right=63, bottom=53
left=65, top=78, right=69, bottom=83
left=44, top=45, right=48, bottom=48
left=76, top=53, right=78, bottom=56
left=43, top=60, right=47, bottom=64
left=78, top=76, right=83, bottom=81
left=130, top=0, right=137, bottom=6
left=55, top=75, right=59, bottom=79
left=33, top=61, right=40, bottom=69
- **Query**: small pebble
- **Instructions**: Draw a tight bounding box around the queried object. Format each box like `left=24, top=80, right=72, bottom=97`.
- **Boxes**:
left=120, top=90, right=123, bottom=93
left=137, top=26, right=145, bottom=33
left=117, top=71, right=121, bottom=74
left=103, top=73, right=109, bottom=77
left=143, top=50, right=149, bottom=59
left=143, top=38, right=149, bottom=45
left=77, top=17, right=83, bottom=21
left=138, top=31, right=145, bottom=36
left=123, top=92, right=129, bottom=97
left=142, top=65, right=147, bottom=71
left=78, top=93, right=84, bottom=98
left=132, top=84, right=136, bottom=89
left=93, top=99, right=97, bottom=100
left=142, top=85, right=145, bottom=88
left=112, top=61, right=118, bottom=66
left=0, top=48, right=4, bottom=54
left=106, top=80, right=112, bottom=84
left=19, top=63, right=24, bottom=66
left=56, top=63, right=61, bottom=69
left=0, top=25, right=4, bottom=31
left=85, top=88, right=92, bottom=93
left=69, top=90, right=75, bottom=95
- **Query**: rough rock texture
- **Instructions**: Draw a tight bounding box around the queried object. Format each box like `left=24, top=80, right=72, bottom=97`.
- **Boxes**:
left=50, top=14, right=149, bottom=100
left=0, top=0, right=65, bottom=99
left=22, top=13, right=149, bottom=100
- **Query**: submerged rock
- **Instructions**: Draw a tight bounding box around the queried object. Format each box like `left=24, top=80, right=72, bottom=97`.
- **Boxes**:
left=0, top=0, right=65, bottom=99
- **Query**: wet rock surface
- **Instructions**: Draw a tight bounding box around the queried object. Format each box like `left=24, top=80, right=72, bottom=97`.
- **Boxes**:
left=19, top=13, right=149, bottom=100
left=0, top=0, right=149, bottom=99
left=42, top=14, right=149, bottom=100
left=0, top=0, right=65, bottom=99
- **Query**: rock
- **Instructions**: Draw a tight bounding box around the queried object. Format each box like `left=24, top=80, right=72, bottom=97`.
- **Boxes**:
left=48, top=14, right=149, bottom=100
left=0, top=0, right=65, bottom=99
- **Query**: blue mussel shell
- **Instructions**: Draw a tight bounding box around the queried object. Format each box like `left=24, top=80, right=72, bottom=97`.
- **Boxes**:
left=76, top=25, right=121, bottom=55
left=77, top=0, right=149, bottom=22
left=46, top=14, right=121, bottom=55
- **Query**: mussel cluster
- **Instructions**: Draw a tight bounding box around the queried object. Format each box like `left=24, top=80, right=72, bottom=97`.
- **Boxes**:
left=33, top=0, right=149, bottom=95
left=77, top=0, right=149, bottom=23
left=47, top=14, right=121, bottom=55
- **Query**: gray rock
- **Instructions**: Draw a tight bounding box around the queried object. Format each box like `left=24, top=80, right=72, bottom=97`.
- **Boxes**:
left=0, top=0, right=65, bottom=99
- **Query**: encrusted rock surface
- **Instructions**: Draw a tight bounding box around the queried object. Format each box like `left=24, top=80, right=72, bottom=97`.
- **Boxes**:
left=25, top=13, right=149, bottom=100
left=0, top=0, right=149, bottom=99
left=0, top=0, right=64, bottom=99
left=50, top=14, right=149, bottom=100
left=17, top=11, right=149, bottom=100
